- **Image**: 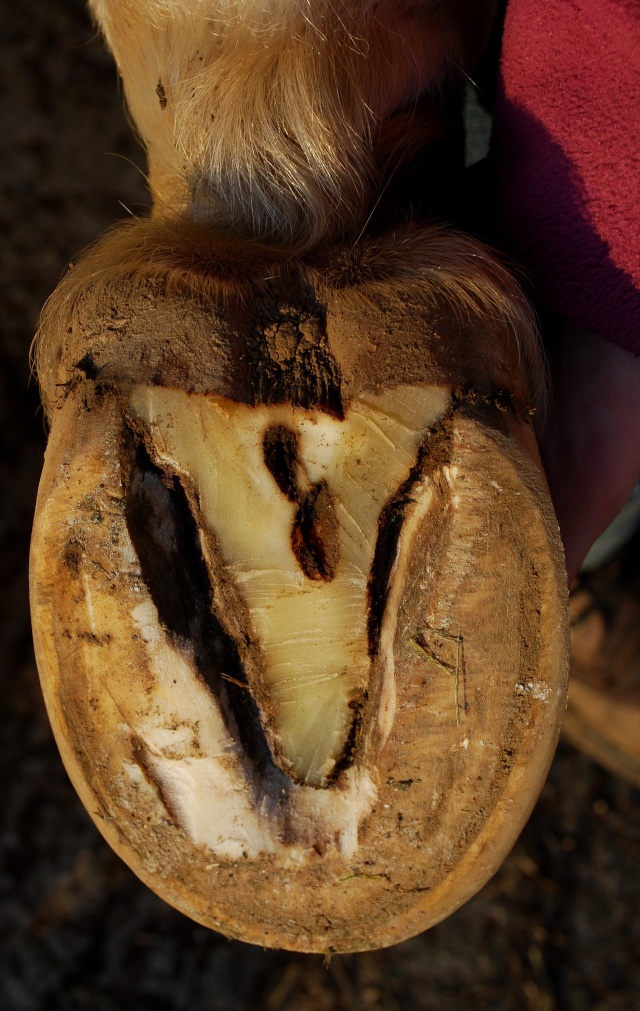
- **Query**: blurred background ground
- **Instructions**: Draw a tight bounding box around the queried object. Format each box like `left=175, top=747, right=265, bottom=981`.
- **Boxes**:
left=1, top=1, right=639, bottom=1008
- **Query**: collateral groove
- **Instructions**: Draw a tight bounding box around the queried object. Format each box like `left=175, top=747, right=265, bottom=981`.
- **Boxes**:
left=124, top=433, right=274, bottom=775
left=368, top=418, right=453, bottom=655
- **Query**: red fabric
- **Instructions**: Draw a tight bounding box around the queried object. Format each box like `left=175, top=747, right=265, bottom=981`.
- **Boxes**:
left=491, top=0, right=640, bottom=356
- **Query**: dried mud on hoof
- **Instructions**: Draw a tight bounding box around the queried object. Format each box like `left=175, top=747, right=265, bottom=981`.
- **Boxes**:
left=30, top=223, right=569, bottom=952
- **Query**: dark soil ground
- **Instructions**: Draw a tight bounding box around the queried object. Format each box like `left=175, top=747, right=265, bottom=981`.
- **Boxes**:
left=1, top=2, right=639, bottom=1008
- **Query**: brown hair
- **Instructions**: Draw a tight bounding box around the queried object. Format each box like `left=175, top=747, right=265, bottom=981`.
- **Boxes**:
left=89, top=0, right=494, bottom=251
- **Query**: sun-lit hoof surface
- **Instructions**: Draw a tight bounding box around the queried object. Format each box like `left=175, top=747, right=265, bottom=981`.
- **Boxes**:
left=30, top=225, right=569, bottom=952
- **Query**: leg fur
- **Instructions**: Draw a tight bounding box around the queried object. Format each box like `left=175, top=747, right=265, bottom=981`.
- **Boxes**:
left=89, top=0, right=494, bottom=250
